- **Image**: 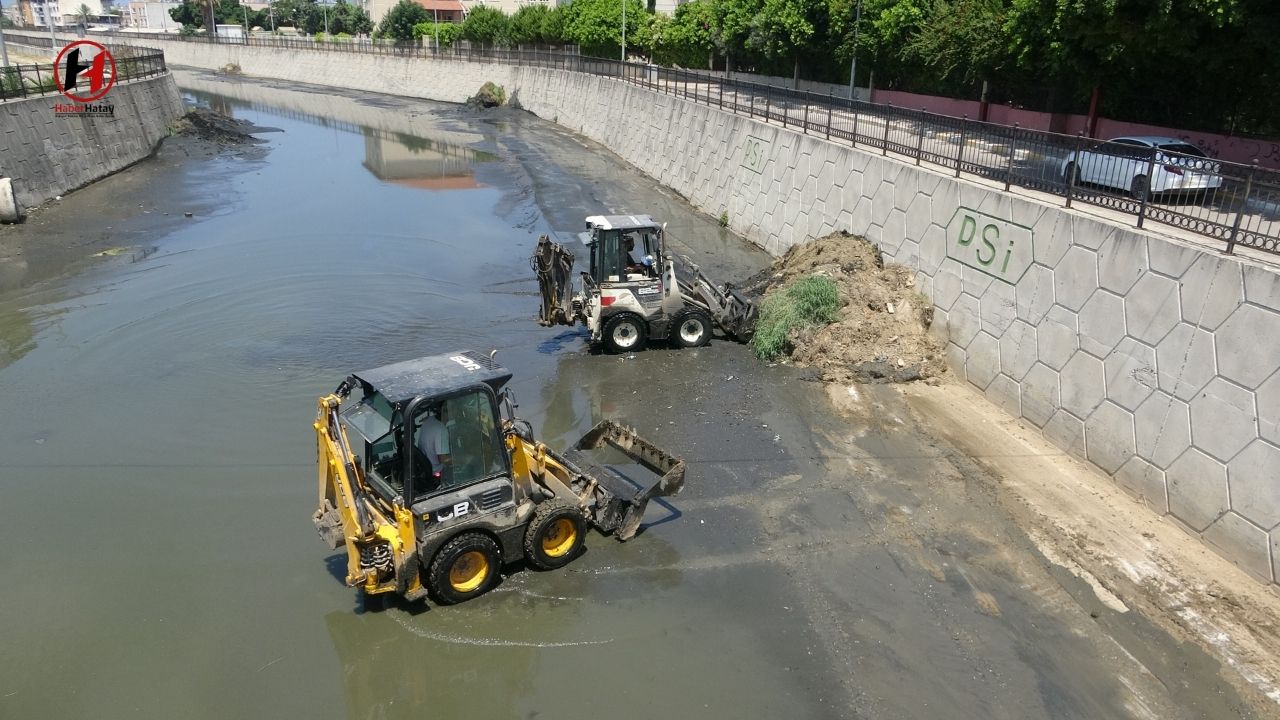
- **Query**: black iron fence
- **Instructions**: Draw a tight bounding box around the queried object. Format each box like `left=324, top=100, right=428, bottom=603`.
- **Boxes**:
left=0, top=42, right=167, bottom=101
left=13, top=29, right=1279, bottom=254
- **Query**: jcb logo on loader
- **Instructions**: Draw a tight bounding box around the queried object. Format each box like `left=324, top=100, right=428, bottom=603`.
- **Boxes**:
left=427, top=501, right=471, bottom=524
left=450, top=355, right=482, bottom=371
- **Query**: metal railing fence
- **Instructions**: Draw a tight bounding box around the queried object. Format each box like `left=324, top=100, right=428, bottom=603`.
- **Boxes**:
left=0, top=42, right=167, bottom=101
left=11, top=29, right=1277, bottom=254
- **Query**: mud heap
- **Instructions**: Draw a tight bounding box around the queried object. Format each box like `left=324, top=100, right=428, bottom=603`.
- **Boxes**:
left=744, top=231, right=946, bottom=384
left=168, top=109, right=262, bottom=146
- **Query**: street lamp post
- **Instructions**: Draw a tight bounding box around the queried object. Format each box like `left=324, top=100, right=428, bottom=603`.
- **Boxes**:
left=432, top=6, right=438, bottom=51
left=0, top=0, right=10, bottom=67
left=48, top=0, right=58, bottom=48
left=323, top=1, right=328, bottom=35
left=620, top=0, right=625, bottom=62
left=847, top=0, right=861, bottom=100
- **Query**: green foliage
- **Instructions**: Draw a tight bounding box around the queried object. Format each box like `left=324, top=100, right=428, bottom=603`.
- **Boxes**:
left=178, top=23, right=198, bottom=35
left=653, top=0, right=716, bottom=67
left=509, top=4, right=551, bottom=44
left=750, top=276, right=841, bottom=361
left=413, top=21, right=463, bottom=46
left=377, top=0, right=430, bottom=40
left=718, top=210, right=728, bottom=227
left=540, top=6, right=568, bottom=42
left=563, top=0, right=652, bottom=57
left=462, top=5, right=511, bottom=44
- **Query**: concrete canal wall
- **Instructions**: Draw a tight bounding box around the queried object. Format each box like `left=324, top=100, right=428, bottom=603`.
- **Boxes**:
left=0, top=64, right=184, bottom=213
left=95, top=37, right=1280, bottom=586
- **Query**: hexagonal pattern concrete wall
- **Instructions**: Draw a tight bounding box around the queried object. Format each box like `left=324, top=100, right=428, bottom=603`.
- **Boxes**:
left=501, top=78, right=1280, bottom=587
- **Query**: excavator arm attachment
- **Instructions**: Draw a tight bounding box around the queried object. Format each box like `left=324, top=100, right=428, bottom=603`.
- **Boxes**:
left=530, top=234, right=578, bottom=327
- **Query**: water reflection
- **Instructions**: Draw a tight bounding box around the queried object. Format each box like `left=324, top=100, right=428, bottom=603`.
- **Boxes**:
left=183, top=79, right=499, bottom=195
left=363, top=131, right=491, bottom=192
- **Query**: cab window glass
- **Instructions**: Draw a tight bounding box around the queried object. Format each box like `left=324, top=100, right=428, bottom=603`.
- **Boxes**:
left=412, top=391, right=505, bottom=500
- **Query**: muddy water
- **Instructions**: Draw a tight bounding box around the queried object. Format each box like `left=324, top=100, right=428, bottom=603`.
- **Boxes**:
left=0, top=73, right=1262, bottom=720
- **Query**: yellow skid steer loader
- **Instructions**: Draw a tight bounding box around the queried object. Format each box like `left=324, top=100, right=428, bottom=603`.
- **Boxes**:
left=313, top=350, right=685, bottom=606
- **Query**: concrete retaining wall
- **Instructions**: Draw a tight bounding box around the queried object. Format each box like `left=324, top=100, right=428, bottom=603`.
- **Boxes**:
left=0, top=72, right=185, bottom=211
left=102, top=37, right=1280, bottom=586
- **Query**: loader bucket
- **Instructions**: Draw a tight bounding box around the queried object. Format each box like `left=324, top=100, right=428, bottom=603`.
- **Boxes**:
left=552, top=420, right=685, bottom=541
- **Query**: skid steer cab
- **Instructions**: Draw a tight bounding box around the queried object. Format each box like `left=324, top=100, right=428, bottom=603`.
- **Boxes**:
left=313, top=350, right=685, bottom=606
left=531, top=214, right=758, bottom=353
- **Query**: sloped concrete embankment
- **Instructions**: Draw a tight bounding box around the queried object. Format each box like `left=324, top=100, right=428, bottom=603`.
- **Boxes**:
left=97, top=35, right=1280, bottom=588
left=0, top=70, right=184, bottom=213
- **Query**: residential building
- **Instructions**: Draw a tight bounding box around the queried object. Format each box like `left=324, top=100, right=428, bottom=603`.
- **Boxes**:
left=29, top=0, right=62, bottom=26
left=125, top=0, right=176, bottom=31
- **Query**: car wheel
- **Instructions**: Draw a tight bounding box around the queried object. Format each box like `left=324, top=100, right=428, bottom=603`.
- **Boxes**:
left=602, top=313, right=646, bottom=354
left=427, top=533, right=501, bottom=605
left=670, top=308, right=713, bottom=348
left=523, top=499, right=588, bottom=570
left=1064, top=162, right=1079, bottom=186
left=1130, top=175, right=1149, bottom=201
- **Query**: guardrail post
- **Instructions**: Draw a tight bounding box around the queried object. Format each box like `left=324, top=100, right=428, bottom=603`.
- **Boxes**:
left=882, top=103, right=891, bottom=155
left=1224, top=160, right=1257, bottom=255
left=802, top=98, right=809, bottom=134
left=955, top=116, right=967, bottom=177
left=764, top=86, right=771, bottom=122
left=825, top=99, right=833, bottom=140
left=1066, top=132, right=1084, bottom=208
left=1004, top=123, right=1019, bottom=192
left=1137, top=145, right=1156, bottom=229
left=915, top=108, right=925, bottom=165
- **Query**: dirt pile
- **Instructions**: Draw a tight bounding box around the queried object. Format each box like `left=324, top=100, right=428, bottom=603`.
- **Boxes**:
left=743, top=231, right=946, bottom=384
left=168, top=109, right=262, bottom=146
left=466, top=82, right=507, bottom=109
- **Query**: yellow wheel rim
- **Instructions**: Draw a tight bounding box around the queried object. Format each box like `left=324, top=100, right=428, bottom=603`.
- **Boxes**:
left=542, top=518, right=579, bottom=558
left=449, top=550, right=490, bottom=593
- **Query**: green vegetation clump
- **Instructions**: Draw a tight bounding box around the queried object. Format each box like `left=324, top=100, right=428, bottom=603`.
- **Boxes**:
left=468, top=81, right=507, bottom=108
left=750, top=275, right=840, bottom=361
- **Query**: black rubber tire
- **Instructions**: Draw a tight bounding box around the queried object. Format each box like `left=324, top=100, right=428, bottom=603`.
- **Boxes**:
left=669, top=308, right=713, bottom=348
left=524, top=500, right=588, bottom=570
left=426, top=532, right=501, bottom=605
left=602, top=313, right=647, bottom=354
left=1130, top=174, right=1149, bottom=201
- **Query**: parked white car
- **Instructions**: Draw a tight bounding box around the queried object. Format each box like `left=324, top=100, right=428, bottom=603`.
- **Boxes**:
left=1060, top=136, right=1222, bottom=200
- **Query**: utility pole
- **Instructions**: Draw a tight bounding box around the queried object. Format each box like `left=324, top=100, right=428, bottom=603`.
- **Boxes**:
left=432, top=6, right=438, bottom=50
left=0, top=0, right=10, bottom=68
left=620, top=0, right=625, bottom=62
left=847, top=0, right=861, bottom=100
left=48, top=0, right=58, bottom=48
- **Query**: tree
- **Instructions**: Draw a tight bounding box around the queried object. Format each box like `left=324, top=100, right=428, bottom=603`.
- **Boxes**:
left=746, top=0, right=827, bottom=81
left=562, top=0, right=651, bottom=58
left=170, top=0, right=252, bottom=30
left=657, top=0, right=716, bottom=68
left=76, top=3, right=94, bottom=25
left=328, top=0, right=373, bottom=35
left=902, top=0, right=1008, bottom=87
left=461, top=5, right=511, bottom=45
left=709, top=0, right=760, bottom=70
left=510, top=4, right=550, bottom=44
left=540, top=5, right=568, bottom=44
left=377, top=0, right=430, bottom=40
left=413, top=20, right=462, bottom=46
